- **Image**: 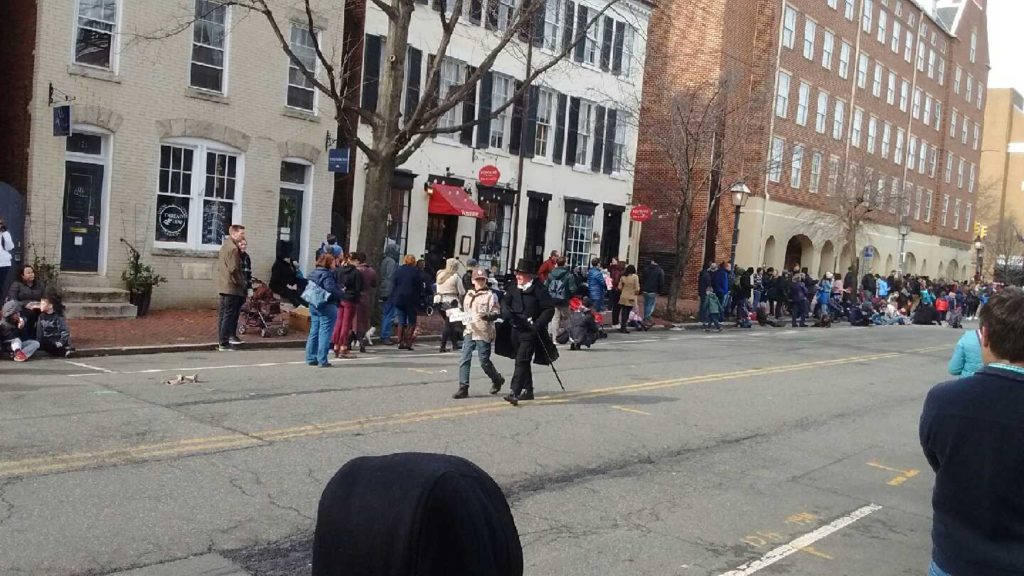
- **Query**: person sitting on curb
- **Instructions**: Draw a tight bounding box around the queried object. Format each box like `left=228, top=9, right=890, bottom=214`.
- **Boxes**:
left=36, top=292, right=74, bottom=357
left=1, top=300, right=39, bottom=361
left=452, top=268, right=505, bottom=400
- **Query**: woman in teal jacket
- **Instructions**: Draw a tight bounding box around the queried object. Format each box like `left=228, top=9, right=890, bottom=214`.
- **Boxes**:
left=947, top=329, right=984, bottom=377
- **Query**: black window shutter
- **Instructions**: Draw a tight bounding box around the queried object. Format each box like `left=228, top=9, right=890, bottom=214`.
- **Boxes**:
left=431, top=0, right=443, bottom=12
left=566, top=96, right=580, bottom=165
left=460, top=66, right=477, bottom=146
left=602, top=109, right=617, bottom=174
left=486, top=0, right=498, bottom=29
left=362, top=35, right=382, bottom=113
left=591, top=106, right=605, bottom=171
left=600, top=17, right=613, bottom=71
left=416, top=0, right=427, bottom=4
left=469, top=0, right=483, bottom=24
left=510, top=80, right=524, bottom=155
left=562, top=1, right=575, bottom=54
left=553, top=92, right=567, bottom=164
left=523, top=85, right=540, bottom=158
left=611, top=21, right=625, bottom=75
left=532, top=1, right=546, bottom=47
left=476, top=72, right=493, bottom=148
left=404, top=47, right=422, bottom=121
left=573, top=7, right=587, bottom=62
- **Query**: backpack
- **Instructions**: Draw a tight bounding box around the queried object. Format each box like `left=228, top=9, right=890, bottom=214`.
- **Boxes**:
left=546, top=270, right=576, bottom=305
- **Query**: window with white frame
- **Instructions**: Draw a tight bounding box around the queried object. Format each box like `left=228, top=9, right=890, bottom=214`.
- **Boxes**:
left=791, top=144, right=804, bottom=188
left=190, top=0, right=229, bottom=93
left=822, top=30, right=835, bottom=69
left=782, top=7, right=797, bottom=49
left=923, top=94, right=932, bottom=125
left=815, top=91, right=828, bottom=133
left=970, top=29, right=977, bottom=63
left=620, top=25, right=636, bottom=76
left=827, top=155, right=840, bottom=195
left=852, top=108, right=864, bottom=148
left=894, top=128, right=904, bottom=165
left=437, top=58, right=465, bottom=138
left=886, top=70, right=896, bottom=104
left=803, top=19, right=816, bottom=59
left=833, top=99, right=845, bottom=140
left=74, top=0, right=119, bottom=69
left=938, top=58, right=945, bottom=85
left=950, top=108, right=958, bottom=138
left=875, top=175, right=887, bottom=209
left=890, top=179, right=899, bottom=214
left=769, top=137, right=784, bottom=183
left=904, top=30, right=912, bottom=62
left=916, top=40, right=926, bottom=71
left=612, top=112, right=628, bottom=173
left=954, top=66, right=961, bottom=94
left=912, top=88, right=922, bottom=119
left=966, top=74, right=974, bottom=104
left=775, top=71, right=791, bottom=118
left=964, top=203, right=972, bottom=232
left=945, top=151, right=953, bottom=183
left=809, top=151, right=822, bottom=193
left=973, top=123, right=980, bottom=150
left=961, top=117, right=969, bottom=144
left=543, top=1, right=561, bottom=51
left=913, top=186, right=923, bottom=220
left=287, top=25, right=318, bottom=112
left=534, top=88, right=555, bottom=158
left=924, top=190, right=933, bottom=222
left=857, top=53, right=869, bottom=89
left=969, top=163, right=976, bottom=193
left=934, top=100, right=942, bottom=130
left=928, top=145, right=937, bottom=177
left=927, top=49, right=936, bottom=78
left=495, top=0, right=515, bottom=31
left=977, top=84, right=984, bottom=110
left=796, top=82, right=810, bottom=126
left=881, top=122, right=892, bottom=158
left=907, top=136, right=917, bottom=170
left=953, top=198, right=961, bottom=230
left=490, top=73, right=513, bottom=150
left=867, top=116, right=878, bottom=153
left=957, top=157, right=965, bottom=188
left=899, top=79, right=909, bottom=111
left=890, top=19, right=901, bottom=53
left=872, top=62, right=883, bottom=97
left=839, top=41, right=852, bottom=79
left=844, top=0, right=855, bottom=20
left=862, top=0, right=873, bottom=33
left=563, top=211, right=593, bottom=271
left=574, top=101, right=594, bottom=166
left=828, top=0, right=837, bottom=8
left=582, top=12, right=599, bottom=65
left=918, top=139, right=927, bottom=174
left=877, top=9, right=887, bottom=44
left=155, top=140, right=243, bottom=249
left=941, top=194, right=949, bottom=226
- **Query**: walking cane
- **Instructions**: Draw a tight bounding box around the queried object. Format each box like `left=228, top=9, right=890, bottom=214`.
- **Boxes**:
left=537, top=332, right=566, bottom=391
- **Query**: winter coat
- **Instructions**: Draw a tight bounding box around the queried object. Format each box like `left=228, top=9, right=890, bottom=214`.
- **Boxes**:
left=738, top=273, right=752, bottom=300
left=700, top=292, right=723, bottom=316
left=607, top=263, right=623, bottom=290
left=462, top=288, right=500, bottom=342
left=537, top=257, right=558, bottom=283
left=496, top=281, right=557, bottom=365
left=6, top=279, right=44, bottom=307
left=698, top=269, right=713, bottom=295
left=587, top=267, right=606, bottom=302
left=816, top=280, right=832, bottom=304
left=948, top=330, right=983, bottom=378
left=876, top=278, right=890, bottom=298
left=217, top=236, right=245, bottom=296
left=617, top=274, right=640, bottom=306
left=390, top=265, right=424, bottom=309
left=713, top=268, right=731, bottom=295
left=641, top=264, right=664, bottom=293
left=567, top=309, right=599, bottom=346
left=862, top=274, right=877, bottom=293
left=0, top=300, right=24, bottom=350
left=790, top=281, right=808, bottom=302
left=309, top=267, right=344, bottom=304
left=36, top=312, right=71, bottom=346
left=335, top=264, right=364, bottom=302
left=435, top=272, right=465, bottom=304
left=270, top=257, right=301, bottom=295
left=378, top=244, right=400, bottom=299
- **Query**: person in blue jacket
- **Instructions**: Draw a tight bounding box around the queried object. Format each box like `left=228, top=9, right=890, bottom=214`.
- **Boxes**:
left=390, top=254, right=428, bottom=350
left=305, top=253, right=345, bottom=368
left=947, top=329, right=984, bottom=377
left=587, top=258, right=606, bottom=313
left=713, top=262, right=732, bottom=316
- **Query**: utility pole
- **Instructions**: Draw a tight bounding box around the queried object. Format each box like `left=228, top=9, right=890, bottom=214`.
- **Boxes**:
left=507, top=13, right=535, bottom=273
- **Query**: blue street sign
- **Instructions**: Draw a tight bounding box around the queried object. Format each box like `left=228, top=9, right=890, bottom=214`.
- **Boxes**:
left=53, top=105, right=71, bottom=137
left=328, top=148, right=349, bottom=174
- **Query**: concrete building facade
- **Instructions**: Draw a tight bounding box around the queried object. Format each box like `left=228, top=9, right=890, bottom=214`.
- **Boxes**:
left=979, top=87, right=1024, bottom=274
left=0, top=0, right=344, bottom=308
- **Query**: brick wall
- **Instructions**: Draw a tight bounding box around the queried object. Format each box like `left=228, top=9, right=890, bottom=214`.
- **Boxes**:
left=0, top=0, right=37, bottom=195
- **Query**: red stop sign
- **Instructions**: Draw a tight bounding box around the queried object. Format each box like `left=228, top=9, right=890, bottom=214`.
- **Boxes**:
left=478, top=165, right=501, bottom=187
left=630, top=204, right=653, bottom=222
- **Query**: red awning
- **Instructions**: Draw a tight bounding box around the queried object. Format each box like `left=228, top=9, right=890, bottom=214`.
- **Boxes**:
left=427, top=183, right=485, bottom=219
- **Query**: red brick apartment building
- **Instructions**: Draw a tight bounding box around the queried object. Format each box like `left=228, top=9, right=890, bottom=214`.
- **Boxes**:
left=635, top=0, right=989, bottom=298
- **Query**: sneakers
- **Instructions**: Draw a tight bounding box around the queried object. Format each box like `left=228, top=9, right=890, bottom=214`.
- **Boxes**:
left=13, top=350, right=27, bottom=362
left=217, top=344, right=236, bottom=352
left=452, top=385, right=470, bottom=399
left=228, top=338, right=243, bottom=346
left=489, top=377, right=505, bottom=395
left=64, top=347, right=76, bottom=358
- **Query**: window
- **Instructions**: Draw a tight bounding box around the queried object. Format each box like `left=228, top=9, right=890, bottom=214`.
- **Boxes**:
left=964, top=202, right=973, bottom=232
left=534, top=88, right=555, bottom=158
left=190, top=0, right=229, bottom=93
left=810, top=151, right=822, bottom=193
left=563, top=211, right=594, bottom=271
left=916, top=40, right=926, bottom=71
left=977, top=84, right=984, bottom=110
left=803, top=19, right=816, bottom=59
left=918, top=139, right=927, bottom=174
left=574, top=101, right=593, bottom=165
left=839, top=41, right=852, bottom=79
left=155, top=141, right=243, bottom=249
left=437, top=58, right=465, bottom=138
left=973, top=123, right=980, bottom=150
left=286, top=25, right=318, bottom=111
left=961, top=117, right=969, bottom=144
left=583, top=10, right=599, bottom=65
left=857, top=53, right=869, bottom=89
left=611, top=112, right=628, bottom=173
left=927, top=49, right=936, bottom=78
left=828, top=0, right=837, bottom=7
left=791, top=145, right=804, bottom=188
left=953, top=198, right=961, bottom=230
left=881, top=122, right=892, bottom=158
left=775, top=71, right=791, bottom=118
left=891, top=20, right=901, bottom=53
left=867, top=116, right=878, bottom=153
left=872, top=62, right=883, bottom=97
left=877, top=9, right=887, bottom=44
left=940, top=194, right=949, bottom=226
left=489, top=74, right=513, bottom=149
left=495, top=0, right=515, bottom=31
left=822, top=30, right=835, bottom=69
left=876, top=175, right=887, bottom=209
left=966, top=75, right=974, bottom=104
left=75, top=0, right=118, bottom=69
left=827, top=156, right=841, bottom=195
left=387, top=188, right=411, bottom=255
left=915, top=186, right=923, bottom=220
left=929, top=145, right=937, bottom=177
left=923, top=94, right=932, bottom=125
left=890, top=179, right=900, bottom=214
left=769, top=137, right=784, bottom=182
left=970, top=29, right=977, bottom=63
left=950, top=108, right=958, bottom=138
left=954, top=66, right=961, bottom=94
left=938, top=58, right=945, bottom=85
left=543, top=1, right=562, bottom=51
left=899, top=80, right=909, bottom=112
left=886, top=70, right=896, bottom=104
left=969, top=163, right=976, bottom=193
left=894, top=128, right=904, bottom=165
left=912, top=88, right=922, bottom=119
left=796, top=82, right=810, bottom=126
left=844, top=0, right=855, bottom=20
left=957, top=157, right=965, bottom=188
left=924, top=190, right=933, bottom=222
left=862, top=0, right=873, bottom=33
left=907, top=135, right=917, bottom=170
left=782, top=7, right=797, bottom=49
left=620, top=24, right=636, bottom=76
left=944, top=151, right=953, bottom=183
left=904, top=30, right=912, bottom=62
left=833, top=99, right=845, bottom=140
left=934, top=101, right=942, bottom=130
left=852, top=108, right=864, bottom=147
left=815, top=91, right=829, bottom=133
left=895, top=0, right=903, bottom=17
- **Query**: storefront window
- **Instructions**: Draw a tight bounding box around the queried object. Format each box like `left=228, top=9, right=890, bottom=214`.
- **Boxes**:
left=563, top=211, right=594, bottom=270
left=387, top=187, right=411, bottom=255
left=474, top=199, right=512, bottom=272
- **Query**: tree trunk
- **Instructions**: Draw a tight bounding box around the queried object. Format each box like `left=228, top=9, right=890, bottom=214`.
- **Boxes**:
left=667, top=200, right=694, bottom=317
left=357, top=157, right=396, bottom=274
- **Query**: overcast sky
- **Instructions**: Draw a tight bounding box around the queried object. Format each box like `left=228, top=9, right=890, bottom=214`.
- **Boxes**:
left=986, top=0, right=1024, bottom=92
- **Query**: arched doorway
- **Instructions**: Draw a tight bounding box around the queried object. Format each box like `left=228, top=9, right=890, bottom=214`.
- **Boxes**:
left=905, top=252, right=917, bottom=274
left=817, top=241, right=835, bottom=277
left=784, top=235, right=814, bottom=272
left=946, top=260, right=959, bottom=279
left=884, top=254, right=894, bottom=274
left=839, top=244, right=854, bottom=274
left=763, top=236, right=777, bottom=269
left=921, top=258, right=928, bottom=278
left=862, top=245, right=879, bottom=274
left=961, top=264, right=968, bottom=279
left=937, top=260, right=945, bottom=278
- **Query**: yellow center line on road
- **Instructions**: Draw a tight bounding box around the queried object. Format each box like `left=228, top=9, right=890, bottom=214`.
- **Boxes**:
left=0, top=346, right=949, bottom=480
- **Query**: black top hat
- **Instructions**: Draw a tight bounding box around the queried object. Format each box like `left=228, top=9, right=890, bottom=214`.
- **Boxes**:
left=513, top=258, right=537, bottom=274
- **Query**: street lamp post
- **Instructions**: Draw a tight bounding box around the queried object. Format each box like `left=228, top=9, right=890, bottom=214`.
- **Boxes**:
left=974, top=236, right=984, bottom=281
left=729, top=182, right=751, bottom=268
left=898, top=218, right=910, bottom=276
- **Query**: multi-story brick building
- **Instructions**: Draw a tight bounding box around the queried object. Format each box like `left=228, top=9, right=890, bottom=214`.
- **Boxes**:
left=979, top=87, right=1024, bottom=275
left=0, top=1, right=343, bottom=309
left=636, top=0, right=989, bottom=299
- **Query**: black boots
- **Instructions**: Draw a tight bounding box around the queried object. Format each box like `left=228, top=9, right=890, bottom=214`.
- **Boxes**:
left=452, top=385, right=469, bottom=399
left=489, top=377, right=505, bottom=395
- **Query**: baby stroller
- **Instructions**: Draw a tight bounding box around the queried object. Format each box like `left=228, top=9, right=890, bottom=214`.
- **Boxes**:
left=627, top=305, right=649, bottom=331
left=238, top=280, right=289, bottom=337
left=946, top=307, right=964, bottom=329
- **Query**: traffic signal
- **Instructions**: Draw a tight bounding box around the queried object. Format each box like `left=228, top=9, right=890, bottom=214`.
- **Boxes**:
left=974, top=222, right=981, bottom=237
left=981, top=225, right=989, bottom=239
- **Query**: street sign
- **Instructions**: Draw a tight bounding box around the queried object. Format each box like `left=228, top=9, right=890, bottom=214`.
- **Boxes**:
left=863, top=246, right=875, bottom=258
left=328, top=148, right=349, bottom=173
left=478, top=165, right=500, bottom=187
left=53, top=105, right=71, bottom=137
left=630, top=204, right=653, bottom=222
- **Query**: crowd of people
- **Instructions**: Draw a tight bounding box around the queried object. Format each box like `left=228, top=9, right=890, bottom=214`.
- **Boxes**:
left=1, top=263, right=75, bottom=361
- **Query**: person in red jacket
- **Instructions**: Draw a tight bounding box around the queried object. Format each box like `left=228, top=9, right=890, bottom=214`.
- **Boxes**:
left=536, top=250, right=559, bottom=283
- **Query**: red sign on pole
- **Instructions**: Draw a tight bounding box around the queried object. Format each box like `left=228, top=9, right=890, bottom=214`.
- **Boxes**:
left=478, top=165, right=501, bottom=187
left=630, top=204, right=653, bottom=222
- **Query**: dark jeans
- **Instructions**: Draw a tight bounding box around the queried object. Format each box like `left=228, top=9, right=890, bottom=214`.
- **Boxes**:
left=510, top=328, right=536, bottom=396
left=218, top=294, right=244, bottom=345
left=791, top=300, right=808, bottom=326
left=613, top=302, right=630, bottom=327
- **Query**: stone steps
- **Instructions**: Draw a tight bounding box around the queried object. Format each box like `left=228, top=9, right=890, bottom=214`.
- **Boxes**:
left=62, top=286, right=131, bottom=303
left=64, top=301, right=139, bottom=320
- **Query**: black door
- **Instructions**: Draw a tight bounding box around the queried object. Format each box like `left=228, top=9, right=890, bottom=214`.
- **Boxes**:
left=61, top=162, right=104, bottom=272
left=277, top=188, right=304, bottom=261
left=600, top=208, right=623, bottom=262
left=524, top=196, right=549, bottom=263
left=426, top=214, right=458, bottom=259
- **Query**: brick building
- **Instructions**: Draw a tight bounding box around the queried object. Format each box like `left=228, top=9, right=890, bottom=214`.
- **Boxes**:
left=635, top=0, right=989, bottom=299
left=0, top=1, right=342, bottom=310
left=979, top=87, right=1024, bottom=275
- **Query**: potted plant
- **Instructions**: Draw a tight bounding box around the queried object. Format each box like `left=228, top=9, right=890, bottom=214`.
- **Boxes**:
left=120, top=238, right=166, bottom=317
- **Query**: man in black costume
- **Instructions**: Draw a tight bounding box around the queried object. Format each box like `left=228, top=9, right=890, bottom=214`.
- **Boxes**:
left=498, top=259, right=555, bottom=406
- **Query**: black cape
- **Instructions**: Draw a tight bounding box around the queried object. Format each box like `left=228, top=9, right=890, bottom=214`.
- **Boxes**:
left=494, top=321, right=560, bottom=365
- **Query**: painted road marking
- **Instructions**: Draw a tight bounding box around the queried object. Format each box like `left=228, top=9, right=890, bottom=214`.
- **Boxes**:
left=1, top=347, right=948, bottom=479
left=799, top=546, right=833, bottom=560
left=866, top=461, right=921, bottom=486
left=610, top=405, right=652, bottom=416
left=63, top=360, right=114, bottom=373
left=720, top=504, right=883, bottom=575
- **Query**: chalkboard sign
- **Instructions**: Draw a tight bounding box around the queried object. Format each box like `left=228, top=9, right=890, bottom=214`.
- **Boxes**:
left=202, top=200, right=232, bottom=245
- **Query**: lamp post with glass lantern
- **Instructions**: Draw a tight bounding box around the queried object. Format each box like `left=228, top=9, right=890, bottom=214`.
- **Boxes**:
left=898, top=217, right=910, bottom=276
left=728, top=182, right=751, bottom=269
left=974, top=236, right=984, bottom=280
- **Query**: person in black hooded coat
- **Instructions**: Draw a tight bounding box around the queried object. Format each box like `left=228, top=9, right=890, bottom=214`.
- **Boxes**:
left=312, top=452, right=523, bottom=576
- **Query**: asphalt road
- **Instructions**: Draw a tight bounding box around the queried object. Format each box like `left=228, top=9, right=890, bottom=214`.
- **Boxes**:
left=0, top=323, right=963, bottom=575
